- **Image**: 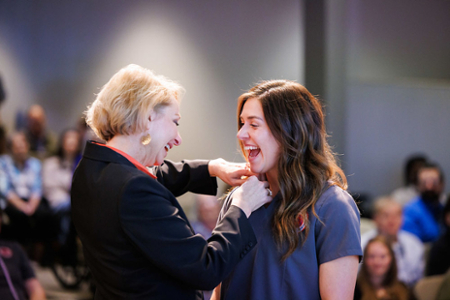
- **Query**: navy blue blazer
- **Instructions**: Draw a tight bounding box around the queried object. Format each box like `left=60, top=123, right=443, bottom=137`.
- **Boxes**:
left=71, top=141, right=256, bottom=300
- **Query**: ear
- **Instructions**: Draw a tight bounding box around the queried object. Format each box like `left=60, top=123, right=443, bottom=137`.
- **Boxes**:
left=146, top=109, right=159, bottom=129
left=149, top=109, right=158, bottom=122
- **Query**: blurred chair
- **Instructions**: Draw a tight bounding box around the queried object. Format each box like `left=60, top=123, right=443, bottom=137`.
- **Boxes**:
left=413, top=274, right=446, bottom=300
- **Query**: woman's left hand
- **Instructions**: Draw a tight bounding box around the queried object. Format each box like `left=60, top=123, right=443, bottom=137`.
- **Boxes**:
left=208, top=158, right=255, bottom=187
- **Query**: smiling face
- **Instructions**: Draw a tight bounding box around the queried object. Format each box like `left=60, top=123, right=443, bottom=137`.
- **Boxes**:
left=237, top=97, right=280, bottom=177
left=11, top=133, right=30, bottom=163
left=62, top=130, right=80, bottom=157
left=374, top=202, right=403, bottom=239
left=364, top=241, right=393, bottom=278
left=144, top=97, right=182, bottom=166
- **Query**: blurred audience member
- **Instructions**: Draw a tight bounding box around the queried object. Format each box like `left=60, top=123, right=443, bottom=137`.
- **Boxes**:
left=0, top=132, right=54, bottom=249
left=355, top=236, right=411, bottom=300
left=402, top=163, right=445, bottom=243
left=426, top=196, right=450, bottom=276
left=191, top=194, right=223, bottom=300
left=24, top=105, right=57, bottom=160
left=362, top=197, right=424, bottom=286
left=42, top=128, right=81, bottom=243
left=391, top=155, right=427, bottom=206
left=0, top=210, right=46, bottom=300
left=191, top=194, right=222, bottom=240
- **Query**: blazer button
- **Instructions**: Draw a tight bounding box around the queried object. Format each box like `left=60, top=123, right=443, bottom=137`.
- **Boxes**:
left=249, top=242, right=253, bottom=247
left=240, top=253, right=245, bottom=258
left=245, top=245, right=251, bottom=251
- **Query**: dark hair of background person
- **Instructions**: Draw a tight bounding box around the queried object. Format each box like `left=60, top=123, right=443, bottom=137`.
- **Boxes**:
left=404, top=154, right=427, bottom=186
left=55, top=128, right=82, bottom=159
left=237, top=80, right=347, bottom=260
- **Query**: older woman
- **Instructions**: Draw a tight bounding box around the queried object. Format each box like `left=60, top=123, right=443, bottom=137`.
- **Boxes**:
left=71, top=64, right=272, bottom=300
left=213, top=80, right=362, bottom=300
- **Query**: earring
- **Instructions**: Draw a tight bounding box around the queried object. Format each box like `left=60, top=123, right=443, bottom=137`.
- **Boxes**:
left=141, top=133, right=151, bottom=145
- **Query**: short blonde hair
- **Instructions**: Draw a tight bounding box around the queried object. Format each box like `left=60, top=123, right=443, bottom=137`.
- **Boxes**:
left=372, top=196, right=401, bottom=216
left=85, top=64, right=184, bottom=141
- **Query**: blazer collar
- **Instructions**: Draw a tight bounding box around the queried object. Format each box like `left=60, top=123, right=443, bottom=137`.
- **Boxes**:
left=83, top=140, right=135, bottom=168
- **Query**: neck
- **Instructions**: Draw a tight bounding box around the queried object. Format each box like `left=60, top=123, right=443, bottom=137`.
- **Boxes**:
left=107, top=134, right=145, bottom=164
left=13, top=157, right=26, bottom=169
left=265, top=168, right=280, bottom=196
left=370, top=275, right=385, bottom=288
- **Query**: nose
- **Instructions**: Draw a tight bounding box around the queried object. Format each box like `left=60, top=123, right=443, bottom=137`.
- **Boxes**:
left=237, top=125, right=248, bottom=141
left=174, top=132, right=182, bottom=146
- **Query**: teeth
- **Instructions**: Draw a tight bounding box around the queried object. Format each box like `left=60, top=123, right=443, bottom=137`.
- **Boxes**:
left=244, top=146, right=259, bottom=150
left=165, top=145, right=170, bottom=151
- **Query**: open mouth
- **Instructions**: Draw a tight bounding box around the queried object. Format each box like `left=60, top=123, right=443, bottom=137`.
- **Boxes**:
left=164, top=144, right=170, bottom=152
left=244, top=146, right=260, bottom=158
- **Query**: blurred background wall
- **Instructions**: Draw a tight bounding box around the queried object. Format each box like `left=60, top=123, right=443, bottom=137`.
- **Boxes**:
left=0, top=0, right=449, bottom=214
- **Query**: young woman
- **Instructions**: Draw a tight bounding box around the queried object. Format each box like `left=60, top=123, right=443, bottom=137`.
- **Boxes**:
left=355, top=236, right=411, bottom=300
left=214, top=80, right=362, bottom=300
left=43, top=128, right=82, bottom=243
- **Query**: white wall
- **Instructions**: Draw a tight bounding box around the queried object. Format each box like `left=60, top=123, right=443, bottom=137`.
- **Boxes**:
left=323, top=0, right=450, bottom=206
left=346, top=80, right=450, bottom=199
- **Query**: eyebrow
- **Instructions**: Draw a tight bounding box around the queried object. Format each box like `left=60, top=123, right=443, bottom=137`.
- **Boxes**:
left=240, top=115, right=263, bottom=121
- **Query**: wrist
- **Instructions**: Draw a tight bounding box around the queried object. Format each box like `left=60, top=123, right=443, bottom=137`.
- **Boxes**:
left=208, top=158, right=224, bottom=177
left=231, top=203, right=251, bottom=218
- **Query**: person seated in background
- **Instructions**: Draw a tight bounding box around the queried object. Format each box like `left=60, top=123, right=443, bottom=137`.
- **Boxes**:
left=0, top=210, right=47, bottom=300
left=355, top=236, right=412, bottom=300
left=402, top=162, right=445, bottom=243
left=426, top=196, right=450, bottom=276
left=42, top=128, right=81, bottom=244
left=362, top=196, right=424, bottom=287
left=0, top=132, right=55, bottom=254
left=191, top=194, right=222, bottom=240
left=391, top=154, right=427, bottom=207
left=190, top=194, right=223, bottom=300
left=24, top=105, right=57, bottom=160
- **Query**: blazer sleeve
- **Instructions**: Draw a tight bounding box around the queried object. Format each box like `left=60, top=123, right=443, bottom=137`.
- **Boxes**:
left=119, top=175, right=257, bottom=290
left=155, top=160, right=217, bottom=197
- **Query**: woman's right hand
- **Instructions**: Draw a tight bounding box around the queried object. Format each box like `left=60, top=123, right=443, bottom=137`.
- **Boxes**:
left=230, top=176, right=272, bottom=218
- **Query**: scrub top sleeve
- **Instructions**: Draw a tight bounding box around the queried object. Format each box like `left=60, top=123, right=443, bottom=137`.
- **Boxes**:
left=217, top=187, right=237, bottom=225
left=315, top=187, right=363, bottom=265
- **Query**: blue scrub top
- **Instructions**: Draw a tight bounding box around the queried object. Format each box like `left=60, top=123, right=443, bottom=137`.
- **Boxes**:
left=218, top=185, right=362, bottom=300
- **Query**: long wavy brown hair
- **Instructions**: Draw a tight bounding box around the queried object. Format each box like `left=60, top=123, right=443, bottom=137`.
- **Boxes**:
left=357, top=236, right=409, bottom=300
left=237, top=80, right=347, bottom=260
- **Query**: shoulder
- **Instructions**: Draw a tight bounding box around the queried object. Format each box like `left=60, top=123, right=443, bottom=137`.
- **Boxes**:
left=43, top=156, right=59, bottom=167
left=0, top=154, right=11, bottom=164
left=403, top=197, right=422, bottom=212
left=315, top=185, right=358, bottom=216
left=0, top=240, right=27, bottom=257
left=27, top=156, right=41, bottom=167
left=120, top=169, right=171, bottom=202
left=399, top=230, right=424, bottom=248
